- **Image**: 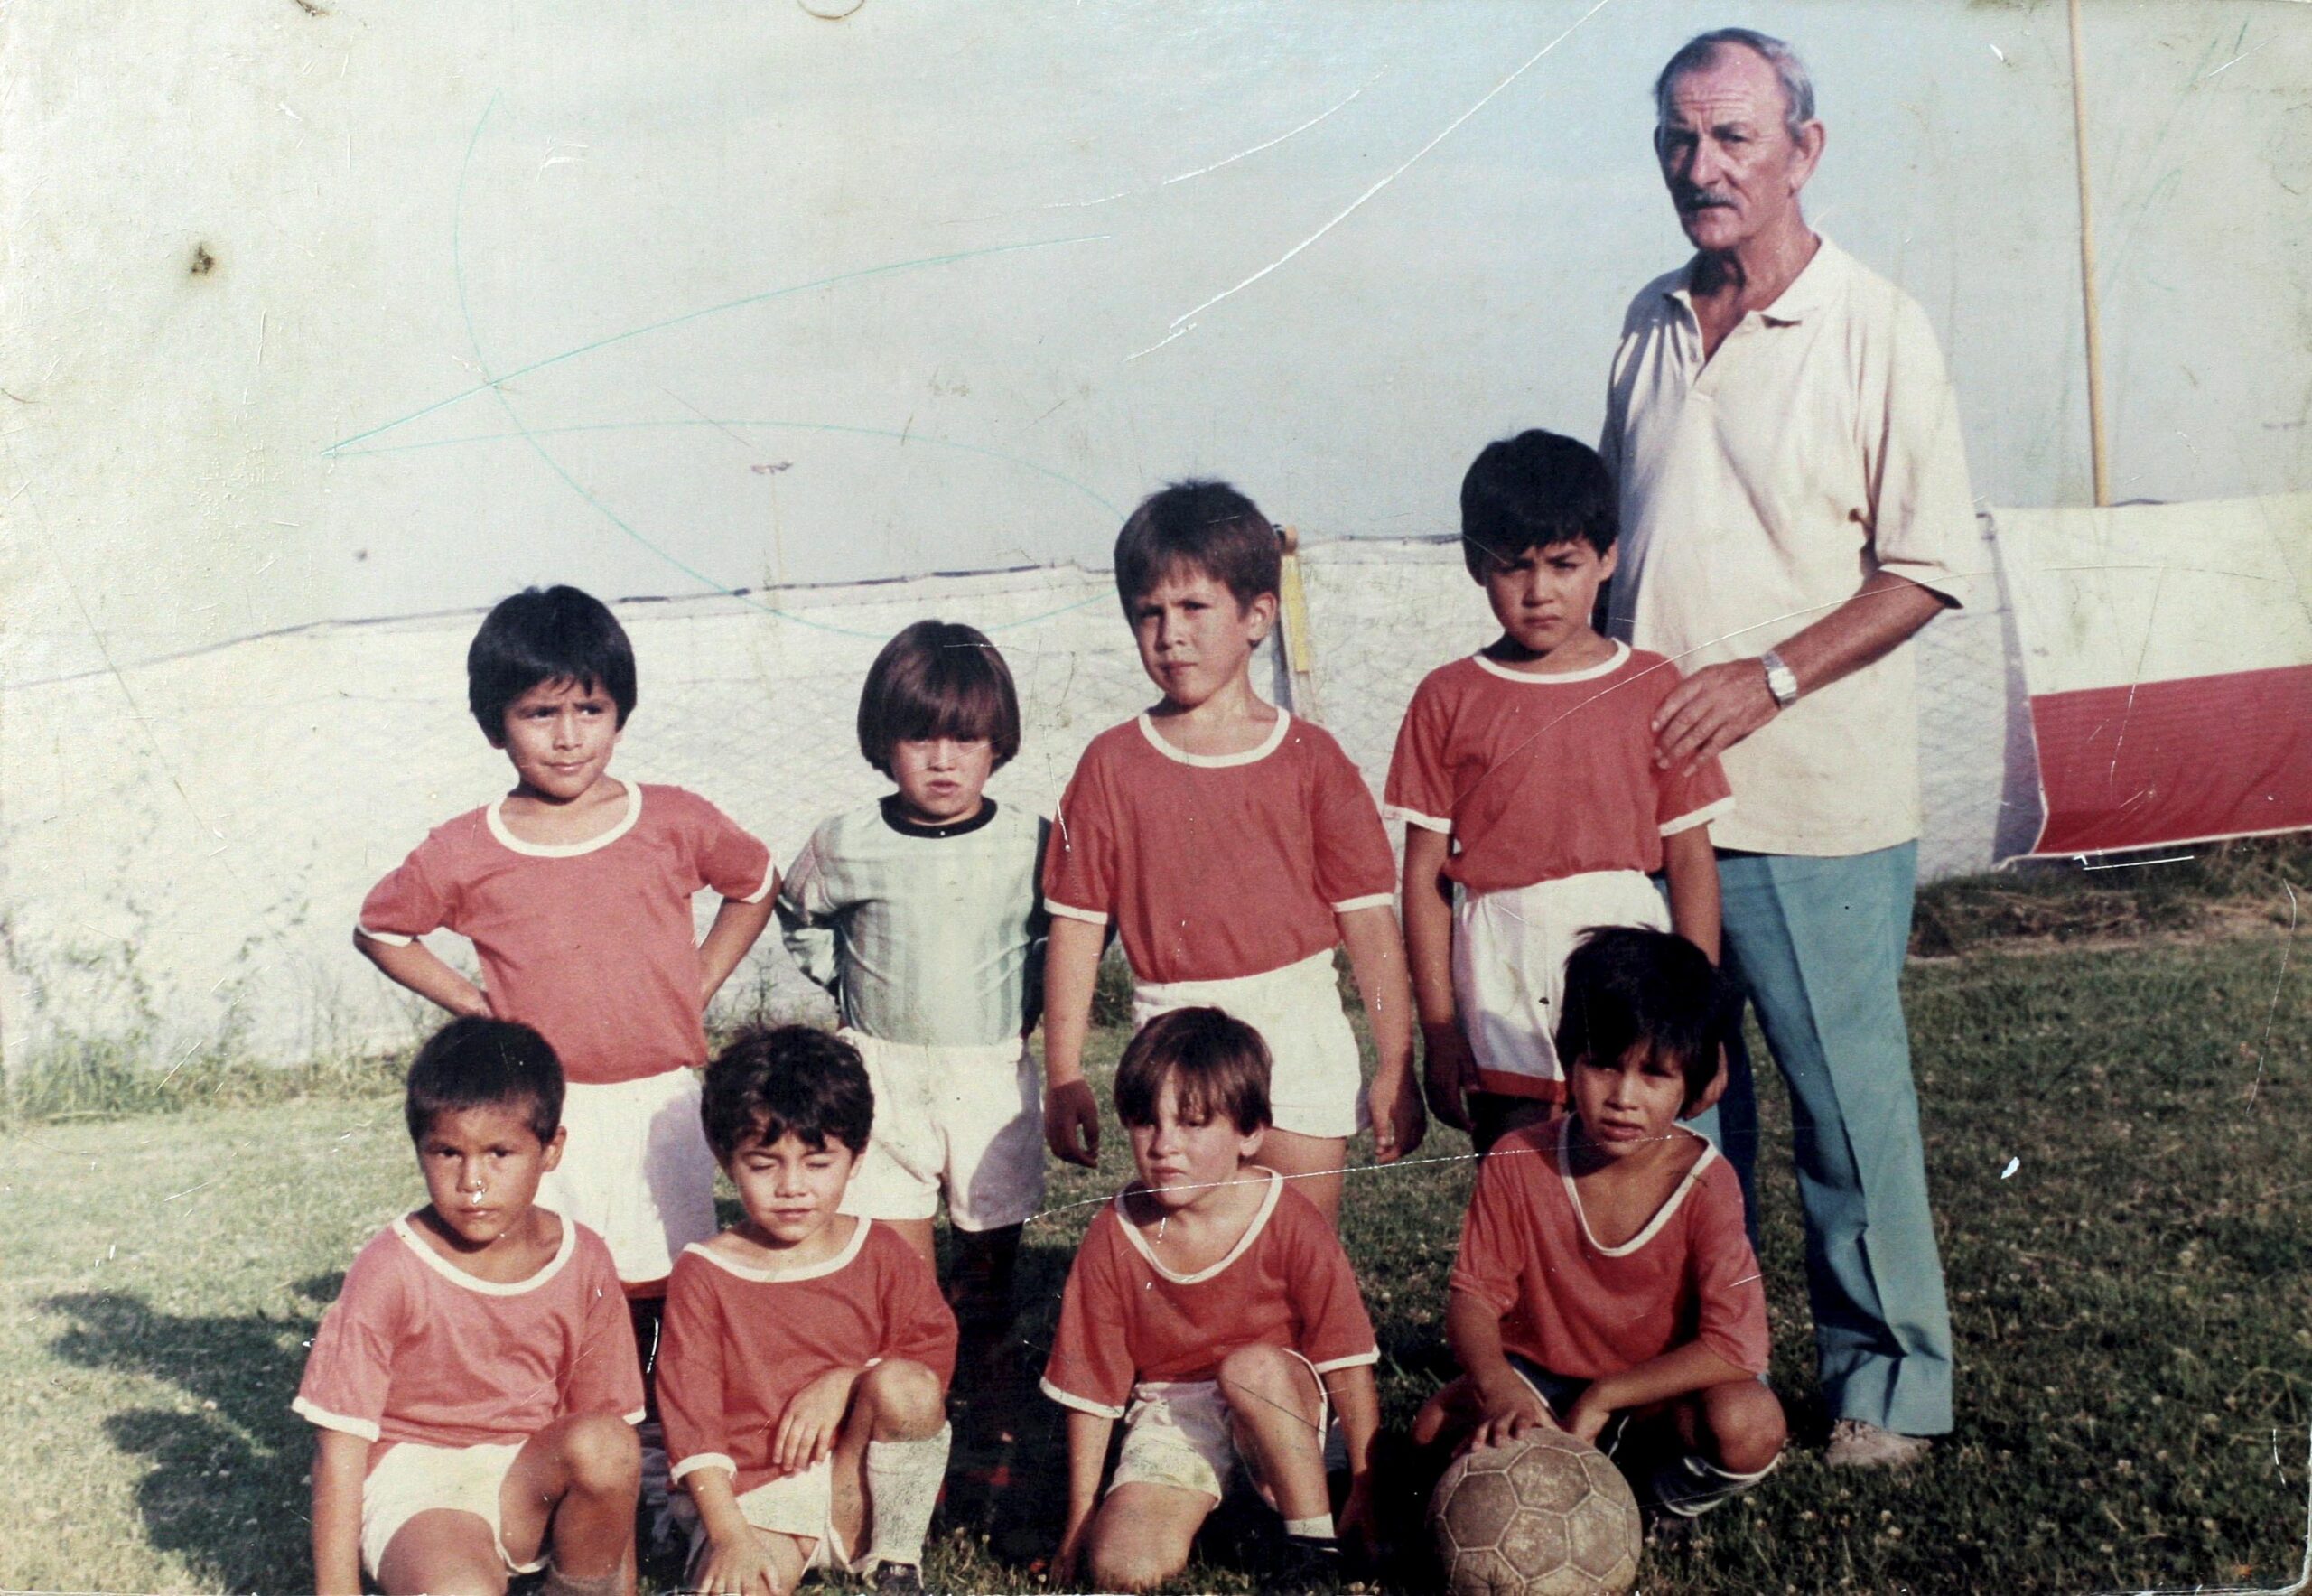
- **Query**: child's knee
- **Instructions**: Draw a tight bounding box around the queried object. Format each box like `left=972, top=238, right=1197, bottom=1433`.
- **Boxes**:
left=558, top=1415, right=641, bottom=1499
left=858, top=1358, right=946, bottom=1429
left=1216, top=1342, right=1305, bottom=1407
left=1701, top=1380, right=1786, bottom=1473
left=1090, top=1532, right=1188, bottom=1594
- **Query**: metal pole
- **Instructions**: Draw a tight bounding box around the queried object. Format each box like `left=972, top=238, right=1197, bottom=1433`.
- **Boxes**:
left=2068, top=0, right=2112, bottom=508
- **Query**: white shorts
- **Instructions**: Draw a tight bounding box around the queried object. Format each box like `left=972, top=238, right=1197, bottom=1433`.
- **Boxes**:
left=360, top=1439, right=537, bottom=1579
left=678, top=1458, right=859, bottom=1576
left=1133, top=949, right=1365, bottom=1139
left=536, top=1069, right=717, bottom=1286
left=837, top=1031, right=1045, bottom=1232
left=1110, top=1349, right=1335, bottom=1504
left=1452, top=870, right=1669, bottom=1098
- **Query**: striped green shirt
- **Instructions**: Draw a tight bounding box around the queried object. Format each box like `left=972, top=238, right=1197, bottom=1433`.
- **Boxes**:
left=778, top=797, right=1050, bottom=1047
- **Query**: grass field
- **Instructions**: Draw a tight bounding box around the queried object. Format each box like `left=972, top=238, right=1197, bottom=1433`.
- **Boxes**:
left=3, top=902, right=2307, bottom=1593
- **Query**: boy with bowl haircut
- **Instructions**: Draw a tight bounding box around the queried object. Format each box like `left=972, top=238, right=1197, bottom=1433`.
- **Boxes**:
left=295, top=1017, right=646, bottom=1596
left=354, top=584, right=777, bottom=1336
left=1042, top=480, right=1422, bottom=1223
left=657, top=1026, right=956, bottom=1596
left=778, top=619, right=1049, bottom=1420
left=1385, top=431, right=1731, bottom=1153
left=1043, top=1007, right=1384, bottom=1591
left=1412, top=929, right=1785, bottom=1522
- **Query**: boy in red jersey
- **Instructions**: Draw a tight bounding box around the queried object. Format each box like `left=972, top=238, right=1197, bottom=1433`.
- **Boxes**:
left=1042, top=480, right=1422, bottom=1223
left=1413, top=929, right=1785, bottom=1525
left=354, top=586, right=776, bottom=1386
left=657, top=1027, right=956, bottom=1596
left=1387, top=432, right=1730, bottom=1153
left=1043, top=1008, right=1383, bottom=1591
left=295, top=1018, right=645, bottom=1596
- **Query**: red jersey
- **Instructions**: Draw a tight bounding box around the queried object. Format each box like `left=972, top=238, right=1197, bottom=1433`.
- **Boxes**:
left=1384, top=645, right=1732, bottom=897
left=657, top=1219, right=957, bottom=1495
left=359, top=783, right=773, bottom=1086
left=1040, top=1170, right=1378, bottom=1418
left=1448, top=1120, right=1768, bottom=1379
left=1043, top=713, right=1395, bottom=985
left=293, top=1215, right=644, bottom=1469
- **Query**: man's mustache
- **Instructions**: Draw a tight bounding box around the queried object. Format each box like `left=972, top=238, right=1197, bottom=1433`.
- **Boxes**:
left=1675, top=188, right=1737, bottom=211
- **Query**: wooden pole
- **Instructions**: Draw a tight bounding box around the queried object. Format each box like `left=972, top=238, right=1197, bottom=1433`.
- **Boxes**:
left=1275, top=524, right=1322, bottom=723
left=2067, top=0, right=2112, bottom=508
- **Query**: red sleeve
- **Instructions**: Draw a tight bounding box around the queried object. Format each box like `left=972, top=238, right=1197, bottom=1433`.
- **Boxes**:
left=1446, top=1142, right=1532, bottom=1320
left=1383, top=674, right=1458, bottom=834
left=1685, top=1161, right=1770, bottom=1374
left=293, top=1233, right=409, bottom=1441
left=563, top=1235, right=647, bottom=1424
left=875, top=1230, right=959, bottom=1390
left=1308, top=733, right=1396, bottom=911
left=1039, top=1210, right=1135, bottom=1418
left=358, top=833, right=455, bottom=944
left=1282, top=1199, right=1379, bottom=1372
left=682, top=790, right=775, bottom=904
left=1042, top=742, right=1119, bottom=926
left=657, top=1254, right=733, bottom=1483
left=1647, top=666, right=1734, bottom=835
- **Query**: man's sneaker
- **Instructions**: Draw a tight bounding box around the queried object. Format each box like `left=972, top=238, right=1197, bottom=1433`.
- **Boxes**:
left=871, top=1560, right=927, bottom=1596
left=1824, top=1418, right=1932, bottom=1470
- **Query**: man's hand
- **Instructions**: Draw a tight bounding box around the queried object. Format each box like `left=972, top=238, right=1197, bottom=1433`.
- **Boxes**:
left=1421, top=1021, right=1478, bottom=1134
left=772, top=1367, right=858, bottom=1475
left=1652, top=657, right=1779, bottom=774
left=1043, top=1077, right=1101, bottom=1168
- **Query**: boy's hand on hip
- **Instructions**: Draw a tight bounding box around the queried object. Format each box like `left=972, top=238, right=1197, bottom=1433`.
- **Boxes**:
left=1044, top=1078, right=1101, bottom=1168
left=1420, top=1022, right=1478, bottom=1134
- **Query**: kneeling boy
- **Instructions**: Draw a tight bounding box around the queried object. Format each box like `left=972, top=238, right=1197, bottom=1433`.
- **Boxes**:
left=657, top=1027, right=956, bottom=1596
left=1413, top=929, right=1785, bottom=1521
left=295, top=1018, right=646, bottom=1596
left=1043, top=1008, right=1383, bottom=1591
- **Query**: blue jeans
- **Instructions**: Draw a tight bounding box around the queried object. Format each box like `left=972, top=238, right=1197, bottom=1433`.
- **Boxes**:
left=1685, top=843, right=1954, bottom=1436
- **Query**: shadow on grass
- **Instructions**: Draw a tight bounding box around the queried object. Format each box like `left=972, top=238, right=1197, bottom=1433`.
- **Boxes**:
left=42, top=1279, right=335, bottom=1592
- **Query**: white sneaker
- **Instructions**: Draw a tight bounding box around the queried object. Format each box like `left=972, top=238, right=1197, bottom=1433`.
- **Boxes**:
left=1824, top=1418, right=1932, bottom=1470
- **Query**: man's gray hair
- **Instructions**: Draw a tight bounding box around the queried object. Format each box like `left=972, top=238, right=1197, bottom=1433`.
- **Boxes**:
left=1654, top=28, right=1816, bottom=143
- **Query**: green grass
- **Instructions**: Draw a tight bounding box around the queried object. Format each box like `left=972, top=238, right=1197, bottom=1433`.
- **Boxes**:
left=5, top=928, right=2307, bottom=1593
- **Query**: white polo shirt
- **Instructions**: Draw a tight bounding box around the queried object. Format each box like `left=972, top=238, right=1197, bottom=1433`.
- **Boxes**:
left=1601, top=236, right=1978, bottom=858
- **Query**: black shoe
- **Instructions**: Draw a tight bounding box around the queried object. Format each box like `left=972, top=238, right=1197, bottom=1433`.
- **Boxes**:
left=872, top=1560, right=927, bottom=1596
left=1273, top=1535, right=1346, bottom=1591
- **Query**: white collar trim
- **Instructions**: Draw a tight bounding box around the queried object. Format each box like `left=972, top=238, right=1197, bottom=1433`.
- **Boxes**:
left=1135, top=708, right=1291, bottom=769
left=1557, top=1117, right=1718, bottom=1257
left=1471, top=639, right=1630, bottom=685
left=682, top=1214, right=872, bottom=1283
left=1116, top=1166, right=1283, bottom=1283
left=487, top=782, right=643, bottom=857
left=391, top=1209, right=576, bottom=1296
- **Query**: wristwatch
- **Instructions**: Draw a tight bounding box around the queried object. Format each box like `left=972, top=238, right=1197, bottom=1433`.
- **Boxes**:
left=1759, top=649, right=1800, bottom=710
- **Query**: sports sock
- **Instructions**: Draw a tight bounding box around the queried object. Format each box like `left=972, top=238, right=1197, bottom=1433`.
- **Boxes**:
left=1282, top=1513, right=1337, bottom=1540
left=865, top=1423, right=952, bottom=1567
left=538, top=1563, right=621, bottom=1596
left=1646, top=1451, right=1777, bottom=1518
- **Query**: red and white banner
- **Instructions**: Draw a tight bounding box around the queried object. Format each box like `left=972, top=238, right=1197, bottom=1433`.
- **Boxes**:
left=1994, top=494, right=2312, bottom=858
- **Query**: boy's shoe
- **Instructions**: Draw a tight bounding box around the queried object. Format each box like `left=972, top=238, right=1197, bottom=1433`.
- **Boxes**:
left=871, top=1560, right=927, bottom=1596
left=1824, top=1418, right=1932, bottom=1470
left=1272, top=1534, right=1347, bottom=1591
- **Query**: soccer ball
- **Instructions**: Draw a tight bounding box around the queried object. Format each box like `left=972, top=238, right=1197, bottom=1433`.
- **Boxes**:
left=1428, top=1430, right=1643, bottom=1595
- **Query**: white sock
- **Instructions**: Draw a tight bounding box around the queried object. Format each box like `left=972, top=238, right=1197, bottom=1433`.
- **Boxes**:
left=1648, top=1451, right=1777, bottom=1518
left=865, top=1423, right=951, bottom=1566
left=1282, top=1513, right=1336, bottom=1540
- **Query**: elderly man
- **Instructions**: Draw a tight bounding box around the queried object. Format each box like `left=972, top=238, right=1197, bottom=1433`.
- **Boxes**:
left=1601, top=29, right=1970, bottom=1468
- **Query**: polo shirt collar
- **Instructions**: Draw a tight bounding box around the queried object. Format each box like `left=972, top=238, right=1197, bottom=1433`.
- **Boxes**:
left=1663, top=231, right=1847, bottom=326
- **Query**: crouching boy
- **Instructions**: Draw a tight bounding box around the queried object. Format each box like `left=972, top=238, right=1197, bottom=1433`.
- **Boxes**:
left=1413, top=929, right=1785, bottom=1523
left=657, top=1027, right=956, bottom=1596
left=295, top=1017, right=646, bottom=1596
left=1043, top=1008, right=1383, bottom=1591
